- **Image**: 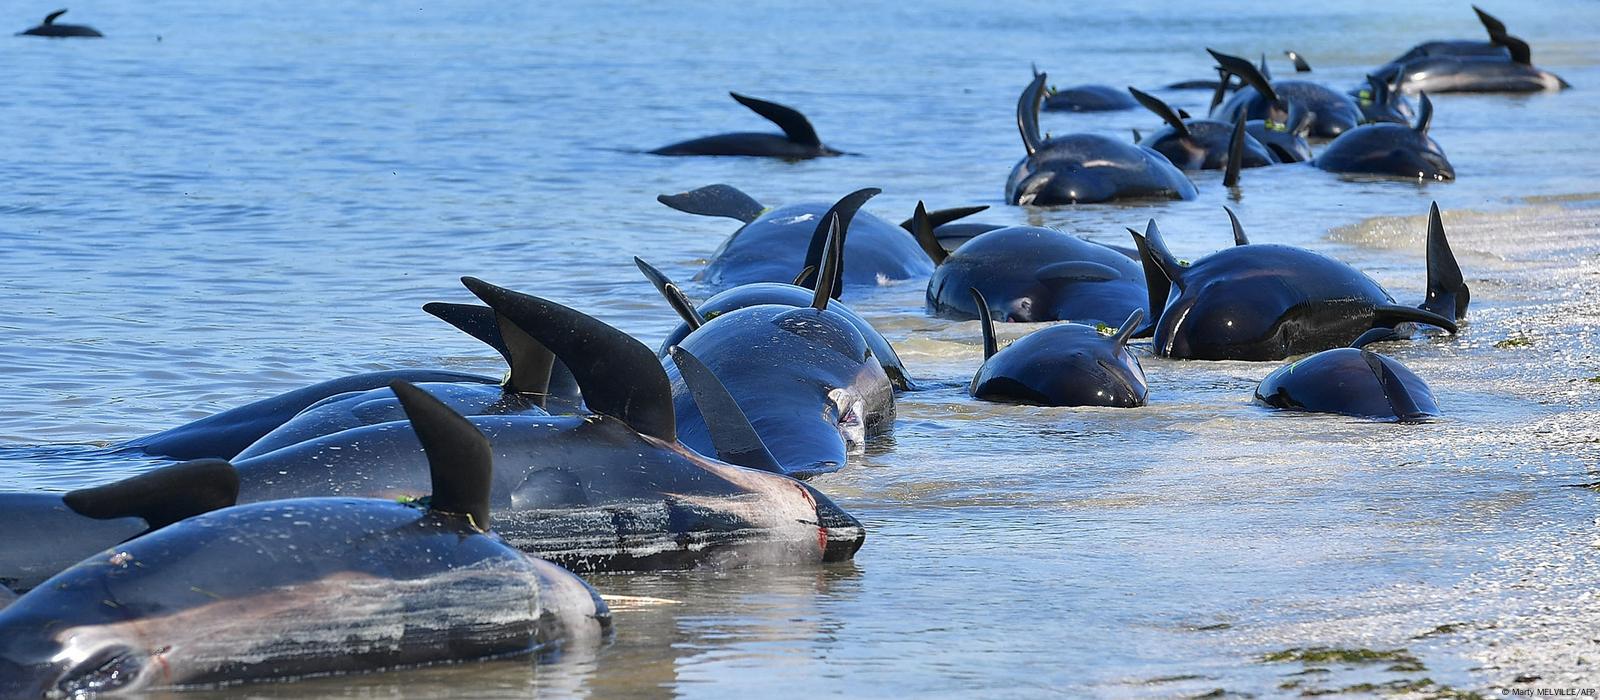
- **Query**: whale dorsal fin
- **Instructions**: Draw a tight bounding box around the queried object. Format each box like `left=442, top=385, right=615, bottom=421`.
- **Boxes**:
left=1223, top=117, right=1246, bottom=188
left=1208, top=49, right=1279, bottom=105
left=791, top=266, right=816, bottom=286
left=1135, top=219, right=1185, bottom=289
left=1224, top=207, right=1250, bottom=246
left=906, top=202, right=949, bottom=265
left=1112, top=308, right=1145, bottom=349
left=1132, top=128, right=1142, bottom=143
left=730, top=93, right=822, bottom=147
left=391, top=381, right=494, bottom=531
left=1018, top=71, right=1048, bottom=156
left=656, top=184, right=766, bottom=223
left=667, top=347, right=784, bottom=473
left=1037, top=261, right=1119, bottom=283
left=1473, top=6, right=1509, bottom=40
left=1128, top=87, right=1189, bottom=137
left=1259, top=53, right=1273, bottom=81
left=1284, top=50, right=1312, bottom=73
left=1127, top=227, right=1168, bottom=339
left=461, top=278, right=677, bottom=442
left=1421, top=202, right=1470, bottom=321
left=44, top=9, right=67, bottom=25
left=1209, top=66, right=1231, bottom=113
left=423, top=302, right=557, bottom=404
left=1414, top=92, right=1434, bottom=134
left=63, top=459, right=239, bottom=534
left=898, top=204, right=988, bottom=236
left=968, top=288, right=998, bottom=360
left=1361, top=351, right=1428, bottom=423
left=798, top=187, right=879, bottom=296
left=634, top=257, right=706, bottom=331
left=811, top=214, right=843, bottom=311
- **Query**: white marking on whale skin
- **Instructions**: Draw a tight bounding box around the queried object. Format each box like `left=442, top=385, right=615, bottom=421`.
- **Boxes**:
left=771, top=213, right=817, bottom=226
left=49, top=560, right=568, bottom=691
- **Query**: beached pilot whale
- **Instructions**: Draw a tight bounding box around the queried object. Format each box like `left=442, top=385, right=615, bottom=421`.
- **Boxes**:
left=659, top=184, right=933, bottom=290
left=968, top=289, right=1148, bottom=408
left=650, top=92, right=842, bottom=159
left=635, top=255, right=918, bottom=392
left=120, top=305, right=577, bottom=461
left=1008, top=71, right=1196, bottom=206
left=1315, top=92, right=1455, bottom=181
left=1128, top=87, right=1273, bottom=173
left=907, top=203, right=1149, bottom=329
left=1254, top=329, right=1440, bottom=421
left=1131, top=205, right=1466, bottom=361
left=1032, top=64, right=1138, bottom=112
left=0, top=383, right=610, bottom=696
left=1208, top=49, right=1365, bottom=139
left=230, top=278, right=866, bottom=572
left=16, top=9, right=101, bottom=37
left=1372, top=6, right=1568, bottom=93
left=663, top=216, right=895, bottom=478
left=0, top=460, right=239, bottom=594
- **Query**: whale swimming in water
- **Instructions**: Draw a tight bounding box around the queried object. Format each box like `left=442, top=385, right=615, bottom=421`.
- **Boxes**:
left=659, top=184, right=933, bottom=291
left=1254, top=329, right=1440, bottom=421
left=0, top=460, right=240, bottom=594
left=908, top=204, right=1149, bottom=329
left=0, top=383, right=610, bottom=696
left=1208, top=49, right=1366, bottom=139
left=1132, top=205, right=1465, bottom=361
left=968, top=289, right=1148, bottom=408
left=1315, top=92, right=1455, bottom=181
left=650, top=93, right=842, bottom=159
left=1371, top=6, right=1568, bottom=93
left=662, top=217, right=895, bottom=478
left=230, top=278, right=866, bottom=572
left=16, top=9, right=101, bottom=37
left=1008, top=72, right=1196, bottom=206
left=1128, top=86, right=1273, bottom=173
left=635, top=256, right=918, bottom=392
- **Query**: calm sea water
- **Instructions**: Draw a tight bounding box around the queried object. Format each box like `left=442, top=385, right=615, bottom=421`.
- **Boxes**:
left=4, top=1, right=1600, bottom=696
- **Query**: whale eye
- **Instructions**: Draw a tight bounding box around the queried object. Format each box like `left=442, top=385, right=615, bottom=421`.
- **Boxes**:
left=58, top=646, right=142, bottom=696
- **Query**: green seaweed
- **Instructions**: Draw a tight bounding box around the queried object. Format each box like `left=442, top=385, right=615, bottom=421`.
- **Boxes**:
left=1260, top=646, right=1422, bottom=668
left=1494, top=335, right=1533, bottom=348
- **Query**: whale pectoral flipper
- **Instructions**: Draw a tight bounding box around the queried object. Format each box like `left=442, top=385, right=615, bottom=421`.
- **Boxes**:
left=1473, top=6, right=1509, bottom=41
left=1113, top=309, right=1145, bottom=349
left=1018, top=71, right=1048, bottom=156
left=390, top=380, right=495, bottom=530
left=730, top=93, right=822, bottom=147
left=656, top=184, right=766, bottom=223
left=63, top=459, right=240, bottom=534
left=668, top=347, right=784, bottom=473
left=1036, top=261, right=1120, bottom=283
left=462, top=278, right=678, bottom=442
left=898, top=205, right=989, bottom=236
left=1128, top=87, right=1190, bottom=136
left=1361, top=351, right=1428, bottom=423
left=968, top=288, right=998, bottom=359
left=635, top=257, right=706, bottom=330
left=1373, top=304, right=1458, bottom=335
left=1420, top=202, right=1470, bottom=321
left=798, top=187, right=880, bottom=296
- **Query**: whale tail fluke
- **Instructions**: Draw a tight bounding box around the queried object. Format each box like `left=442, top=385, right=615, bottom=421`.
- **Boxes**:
left=667, top=347, right=784, bottom=474
left=1128, top=87, right=1190, bottom=136
left=1284, top=50, right=1312, bottom=73
left=63, top=458, right=239, bottom=536
left=656, top=184, right=766, bottom=223
left=1419, top=202, right=1470, bottom=321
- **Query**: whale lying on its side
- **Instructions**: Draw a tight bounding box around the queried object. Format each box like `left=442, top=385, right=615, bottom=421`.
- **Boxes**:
left=1372, top=6, right=1568, bottom=93
left=0, top=383, right=609, bottom=695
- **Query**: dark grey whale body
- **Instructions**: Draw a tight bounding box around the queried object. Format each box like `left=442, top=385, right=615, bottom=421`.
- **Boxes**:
left=651, top=93, right=842, bottom=159
left=1372, top=7, right=1568, bottom=93
left=0, top=385, right=609, bottom=695
left=1208, top=50, right=1365, bottom=139
left=1255, top=331, right=1439, bottom=421
left=1315, top=93, right=1454, bottom=181
left=1008, top=72, right=1195, bottom=206
left=968, top=290, right=1147, bottom=408
left=16, top=9, right=100, bottom=37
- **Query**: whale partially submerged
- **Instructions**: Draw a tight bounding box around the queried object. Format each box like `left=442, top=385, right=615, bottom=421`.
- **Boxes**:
left=651, top=92, right=843, bottom=159
left=0, top=382, right=609, bottom=695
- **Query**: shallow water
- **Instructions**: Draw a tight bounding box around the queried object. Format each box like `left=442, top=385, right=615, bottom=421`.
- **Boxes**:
left=4, top=0, right=1600, bottom=696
